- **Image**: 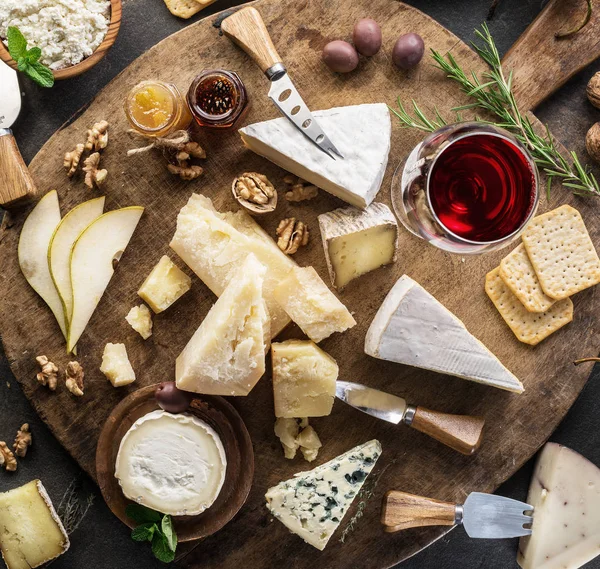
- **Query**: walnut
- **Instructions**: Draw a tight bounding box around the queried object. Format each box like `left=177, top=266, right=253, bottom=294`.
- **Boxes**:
left=13, top=424, right=32, bottom=458
left=284, top=175, right=319, bottom=202
left=167, top=163, right=204, bottom=181
left=587, top=72, right=600, bottom=109
left=586, top=122, right=600, bottom=163
left=36, top=355, right=58, bottom=391
left=64, top=144, right=85, bottom=177
left=65, top=361, right=84, bottom=397
left=85, top=120, right=109, bottom=152
left=0, top=441, right=17, bottom=471
left=232, top=172, right=277, bottom=215
left=276, top=217, right=309, bottom=255
left=83, top=152, right=108, bottom=188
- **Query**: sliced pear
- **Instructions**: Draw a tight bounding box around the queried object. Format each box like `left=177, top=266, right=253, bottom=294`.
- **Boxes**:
left=68, top=207, right=144, bottom=352
left=18, top=190, right=67, bottom=339
left=48, top=196, right=105, bottom=326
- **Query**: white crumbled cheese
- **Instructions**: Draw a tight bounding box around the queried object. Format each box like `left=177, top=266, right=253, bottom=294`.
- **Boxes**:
left=0, top=0, right=110, bottom=70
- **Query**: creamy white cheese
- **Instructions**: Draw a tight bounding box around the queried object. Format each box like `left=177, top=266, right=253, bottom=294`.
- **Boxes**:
left=115, top=410, right=227, bottom=516
left=0, top=0, right=110, bottom=70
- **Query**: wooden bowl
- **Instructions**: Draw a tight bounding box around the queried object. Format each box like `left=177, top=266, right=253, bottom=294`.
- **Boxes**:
left=0, top=0, right=122, bottom=80
left=96, top=384, right=254, bottom=542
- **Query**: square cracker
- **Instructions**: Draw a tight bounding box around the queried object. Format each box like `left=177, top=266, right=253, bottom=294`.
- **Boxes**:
left=485, top=267, right=573, bottom=346
left=499, top=243, right=556, bottom=313
left=163, top=0, right=216, bottom=19
left=521, top=204, right=600, bottom=300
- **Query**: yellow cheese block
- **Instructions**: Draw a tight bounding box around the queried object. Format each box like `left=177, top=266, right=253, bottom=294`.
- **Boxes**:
left=138, top=255, right=191, bottom=314
left=100, top=343, right=136, bottom=387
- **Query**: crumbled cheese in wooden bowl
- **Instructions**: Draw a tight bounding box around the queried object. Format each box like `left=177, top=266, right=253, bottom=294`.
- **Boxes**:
left=0, top=0, right=111, bottom=70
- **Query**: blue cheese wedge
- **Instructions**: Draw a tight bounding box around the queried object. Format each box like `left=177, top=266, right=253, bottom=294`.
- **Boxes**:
left=365, top=275, right=523, bottom=393
left=265, top=439, right=382, bottom=550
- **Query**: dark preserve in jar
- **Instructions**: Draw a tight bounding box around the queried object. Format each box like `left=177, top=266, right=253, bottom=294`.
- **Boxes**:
left=187, top=70, right=249, bottom=129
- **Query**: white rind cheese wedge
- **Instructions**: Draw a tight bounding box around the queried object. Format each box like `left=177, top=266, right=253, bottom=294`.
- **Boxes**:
left=318, top=202, right=398, bottom=289
left=240, top=104, right=391, bottom=208
left=365, top=275, right=523, bottom=393
left=266, top=439, right=382, bottom=550
left=0, top=480, right=69, bottom=569
left=518, top=443, right=600, bottom=569
left=176, top=254, right=270, bottom=396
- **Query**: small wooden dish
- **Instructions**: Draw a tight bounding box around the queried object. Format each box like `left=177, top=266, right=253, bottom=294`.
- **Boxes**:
left=0, top=0, right=122, bottom=80
left=96, top=384, right=254, bottom=542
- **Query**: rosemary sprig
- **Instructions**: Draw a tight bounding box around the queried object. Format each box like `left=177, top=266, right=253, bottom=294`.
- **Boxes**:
left=57, top=476, right=95, bottom=535
left=393, top=23, right=600, bottom=199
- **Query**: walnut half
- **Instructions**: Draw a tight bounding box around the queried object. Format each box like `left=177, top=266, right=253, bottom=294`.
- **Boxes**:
left=232, top=172, right=277, bottom=215
left=276, top=217, right=309, bottom=255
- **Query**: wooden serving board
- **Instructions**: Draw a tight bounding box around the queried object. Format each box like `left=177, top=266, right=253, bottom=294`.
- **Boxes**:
left=1, top=1, right=599, bottom=568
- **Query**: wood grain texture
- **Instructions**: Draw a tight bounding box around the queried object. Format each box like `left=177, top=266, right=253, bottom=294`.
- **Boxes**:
left=0, top=1, right=598, bottom=568
left=0, top=131, right=37, bottom=206
left=381, top=491, right=456, bottom=532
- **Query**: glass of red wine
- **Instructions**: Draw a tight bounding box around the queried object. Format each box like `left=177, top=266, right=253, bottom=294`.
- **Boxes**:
left=391, top=122, right=539, bottom=254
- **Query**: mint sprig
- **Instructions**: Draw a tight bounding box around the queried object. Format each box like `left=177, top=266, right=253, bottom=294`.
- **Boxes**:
left=6, top=26, right=54, bottom=88
left=126, top=505, right=177, bottom=564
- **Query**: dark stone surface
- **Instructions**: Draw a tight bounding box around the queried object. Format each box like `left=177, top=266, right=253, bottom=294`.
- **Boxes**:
left=1, top=0, right=600, bottom=568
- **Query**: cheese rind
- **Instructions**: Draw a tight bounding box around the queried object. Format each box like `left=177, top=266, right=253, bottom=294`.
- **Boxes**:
left=318, top=202, right=398, bottom=289
left=273, top=267, right=356, bottom=343
left=0, top=480, right=69, bottom=569
left=518, top=443, right=600, bottom=569
left=266, top=439, right=382, bottom=550
left=100, top=343, right=136, bottom=387
left=365, top=275, right=523, bottom=393
left=125, top=304, right=153, bottom=339
left=138, top=255, right=191, bottom=314
left=240, top=104, right=391, bottom=208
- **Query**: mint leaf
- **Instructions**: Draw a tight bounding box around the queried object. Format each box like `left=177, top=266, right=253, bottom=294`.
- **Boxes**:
left=6, top=27, right=27, bottom=60
left=25, top=46, right=41, bottom=64
left=131, top=522, right=157, bottom=542
left=16, top=57, right=29, bottom=72
left=25, top=62, right=54, bottom=88
left=151, top=532, right=176, bottom=564
left=161, top=515, right=177, bottom=552
left=125, top=504, right=162, bottom=524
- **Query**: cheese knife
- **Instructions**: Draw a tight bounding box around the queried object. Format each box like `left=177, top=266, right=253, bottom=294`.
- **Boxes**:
left=335, top=381, right=485, bottom=455
left=221, top=7, right=343, bottom=160
left=0, top=60, right=36, bottom=207
left=382, top=490, right=533, bottom=538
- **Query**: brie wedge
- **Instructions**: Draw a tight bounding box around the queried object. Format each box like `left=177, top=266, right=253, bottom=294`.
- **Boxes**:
left=365, top=275, right=523, bottom=393
left=240, top=104, right=391, bottom=208
left=115, top=410, right=227, bottom=516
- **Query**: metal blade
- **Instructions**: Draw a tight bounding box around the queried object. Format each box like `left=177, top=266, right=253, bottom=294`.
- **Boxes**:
left=0, top=62, right=21, bottom=129
left=462, top=493, right=533, bottom=539
left=335, top=381, right=407, bottom=424
left=268, top=73, right=344, bottom=160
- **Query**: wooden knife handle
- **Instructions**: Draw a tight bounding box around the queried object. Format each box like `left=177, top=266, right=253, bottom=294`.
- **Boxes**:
left=381, top=491, right=457, bottom=533
left=221, top=6, right=283, bottom=75
left=408, top=406, right=485, bottom=456
left=0, top=130, right=36, bottom=208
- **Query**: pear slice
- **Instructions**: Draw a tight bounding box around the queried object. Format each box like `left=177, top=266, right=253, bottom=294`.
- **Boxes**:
left=48, top=196, right=105, bottom=327
left=68, top=207, right=144, bottom=352
left=18, top=190, right=68, bottom=339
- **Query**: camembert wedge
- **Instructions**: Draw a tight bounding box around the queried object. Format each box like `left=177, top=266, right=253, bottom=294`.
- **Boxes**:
left=365, top=275, right=523, bottom=393
left=266, top=439, right=382, bottom=550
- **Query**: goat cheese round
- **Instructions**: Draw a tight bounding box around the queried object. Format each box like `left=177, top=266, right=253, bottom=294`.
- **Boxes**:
left=0, top=0, right=111, bottom=70
left=115, top=410, right=227, bottom=516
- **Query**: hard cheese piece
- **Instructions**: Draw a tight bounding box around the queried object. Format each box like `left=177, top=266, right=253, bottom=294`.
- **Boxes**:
left=170, top=193, right=294, bottom=337
left=125, top=305, right=153, bottom=339
left=266, top=439, right=382, bottom=550
left=240, top=104, right=391, bottom=209
left=100, top=343, right=136, bottom=387
left=518, top=443, right=600, bottom=569
left=273, top=267, right=356, bottom=343
left=138, top=255, right=191, bottom=314
left=0, top=480, right=69, bottom=569
left=365, top=275, right=524, bottom=393
left=318, top=202, right=398, bottom=289
left=272, top=340, right=338, bottom=418
left=176, top=254, right=269, bottom=396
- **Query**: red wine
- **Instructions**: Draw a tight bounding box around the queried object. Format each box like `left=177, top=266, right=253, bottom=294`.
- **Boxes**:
left=428, top=133, right=536, bottom=242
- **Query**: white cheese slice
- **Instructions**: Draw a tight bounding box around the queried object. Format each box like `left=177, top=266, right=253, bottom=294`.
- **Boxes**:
left=239, top=104, right=391, bottom=208
left=518, top=443, right=600, bottom=569
left=266, top=439, right=382, bottom=550
left=176, top=254, right=269, bottom=396
left=365, top=275, right=523, bottom=393
left=115, top=410, right=226, bottom=516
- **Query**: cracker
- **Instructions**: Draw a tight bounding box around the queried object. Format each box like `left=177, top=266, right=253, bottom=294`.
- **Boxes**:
left=499, top=243, right=556, bottom=313
left=521, top=205, right=600, bottom=300
left=485, top=267, right=573, bottom=346
left=163, top=0, right=213, bottom=18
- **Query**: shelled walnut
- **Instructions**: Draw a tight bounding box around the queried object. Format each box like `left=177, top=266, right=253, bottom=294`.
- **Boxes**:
left=284, top=175, right=319, bottom=202
left=36, top=355, right=58, bottom=391
left=64, top=120, right=110, bottom=182
left=13, top=424, right=32, bottom=458
left=232, top=172, right=277, bottom=215
left=85, top=120, right=109, bottom=152
left=586, top=122, right=600, bottom=163
left=65, top=361, right=84, bottom=397
left=276, top=217, right=309, bottom=255
left=0, top=441, right=17, bottom=471
left=64, top=144, right=85, bottom=177
left=83, top=152, right=108, bottom=189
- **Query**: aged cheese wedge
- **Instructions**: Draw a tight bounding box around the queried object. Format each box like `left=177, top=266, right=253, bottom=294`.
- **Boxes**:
left=318, top=202, right=398, bottom=289
left=239, top=104, right=391, bottom=208
left=365, top=275, right=523, bottom=393
left=100, top=343, right=136, bottom=387
left=518, top=443, right=600, bottom=569
left=125, top=304, right=153, bottom=339
left=176, top=254, right=269, bottom=396
left=138, top=255, right=191, bottom=313
left=266, top=439, right=382, bottom=550
left=0, top=480, right=69, bottom=569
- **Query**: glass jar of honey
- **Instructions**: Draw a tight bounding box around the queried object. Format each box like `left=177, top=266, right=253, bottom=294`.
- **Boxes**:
left=125, top=80, right=192, bottom=137
left=187, top=70, right=249, bottom=129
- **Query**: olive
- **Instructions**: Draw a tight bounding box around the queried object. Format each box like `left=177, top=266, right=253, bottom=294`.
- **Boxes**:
left=155, top=382, right=193, bottom=413
left=392, top=33, right=425, bottom=69
left=353, top=18, right=382, bottom=57
left=322, top=40, right=359, bottom=73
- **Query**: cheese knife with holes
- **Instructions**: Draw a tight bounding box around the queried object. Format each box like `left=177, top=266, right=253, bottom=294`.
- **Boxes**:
left=221, top=6, right=343, bottom=160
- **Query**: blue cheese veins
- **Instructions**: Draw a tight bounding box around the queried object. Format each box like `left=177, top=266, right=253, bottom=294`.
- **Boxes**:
left=265, top=439, right=382, bottom=550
